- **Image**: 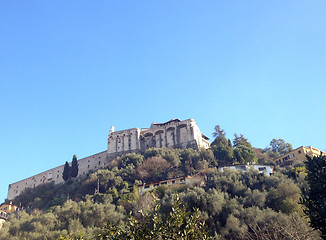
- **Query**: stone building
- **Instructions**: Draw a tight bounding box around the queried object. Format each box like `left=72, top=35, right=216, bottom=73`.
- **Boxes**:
left=274, top=146, right=325, bottom=167
left=0, top=201, right=18, bottom=228
left=108, top=119, right=210, bottom=155
left=7, top=119, right=209, bottom=200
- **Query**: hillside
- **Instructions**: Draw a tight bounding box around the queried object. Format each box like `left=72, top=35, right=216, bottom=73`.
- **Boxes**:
left=0, top=143, right=323, bottom=239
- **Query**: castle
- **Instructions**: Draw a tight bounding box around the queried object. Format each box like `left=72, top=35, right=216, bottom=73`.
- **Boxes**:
left=7, top=119, right=210, bottom=200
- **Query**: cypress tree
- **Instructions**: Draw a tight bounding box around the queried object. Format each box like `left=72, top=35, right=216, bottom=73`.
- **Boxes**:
left=62, top=161, right=71, bottom=181
left=303, top=154, right=326, bottom=238
left=70, top=155, right=79, bottom=178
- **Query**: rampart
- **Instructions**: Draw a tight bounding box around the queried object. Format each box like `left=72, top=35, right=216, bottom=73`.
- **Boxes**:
left=7, top=119, right=209, bottom=200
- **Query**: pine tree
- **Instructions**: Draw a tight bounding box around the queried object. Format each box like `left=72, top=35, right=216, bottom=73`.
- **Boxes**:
left=62, top=161, right=71, bottom=181
left=70, top=155, right=79, bottom=178
left=303, top=154, right=326, bottom=239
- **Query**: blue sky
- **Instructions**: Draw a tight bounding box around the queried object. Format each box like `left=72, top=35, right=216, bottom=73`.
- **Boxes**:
left=1, top=1, right=325, bottom=202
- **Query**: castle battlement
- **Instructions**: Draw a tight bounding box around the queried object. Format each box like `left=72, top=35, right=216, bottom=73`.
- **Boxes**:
left=7, top=119, right=209, bottom=200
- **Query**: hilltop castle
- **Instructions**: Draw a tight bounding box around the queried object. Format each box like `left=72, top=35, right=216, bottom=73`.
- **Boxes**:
left=7, top=119, right=210, bottom=200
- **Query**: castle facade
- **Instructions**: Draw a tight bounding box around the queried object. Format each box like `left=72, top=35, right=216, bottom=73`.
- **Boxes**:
left=7, top=119, right=209, bottom=200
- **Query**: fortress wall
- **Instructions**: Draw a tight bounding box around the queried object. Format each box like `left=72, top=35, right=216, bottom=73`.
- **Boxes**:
left=108, top=128, right=140, bottom=154
left=8, top=118, right=209, bottom=200
left=8, top=164, right=65, bottom=200
left=76, top=151, right=108, bottom=177
left=7, top=151, right=108, bottom=200
left=140, top=119, right=205, bottom=151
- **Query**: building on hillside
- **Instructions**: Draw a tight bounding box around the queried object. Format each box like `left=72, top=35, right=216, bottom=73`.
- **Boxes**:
left=138, top=174, right=206, bottom=195
left=274, top=146, right=325, bottom=167
left=7, top=119, right=210, bottom=200
left=0, top=201, right=18, bottom=214
left=220, top=164, right=274, bottom=176
left=107, top=119, right=210, bottom=155
left=0, top=201, right=18, bottom=228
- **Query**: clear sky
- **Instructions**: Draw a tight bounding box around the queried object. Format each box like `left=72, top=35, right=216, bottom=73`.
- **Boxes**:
left=1, top=1, right=325, bottom=202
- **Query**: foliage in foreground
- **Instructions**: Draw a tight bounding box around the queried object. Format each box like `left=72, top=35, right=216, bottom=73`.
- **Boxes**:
left=95, top=195, right=209, bottom=240
left=2, top=127, right=324, bottom=240
left=1, top=167, right=322, bottom=239
left=302, top=154, right=326, bottom=239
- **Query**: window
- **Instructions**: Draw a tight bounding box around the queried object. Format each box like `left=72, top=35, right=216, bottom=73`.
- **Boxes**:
left=144, top=185, right=150, bottom=189
left=298, top=150, right=302, bottom=154
left=161, top=182, right=167, bottom=185
left=258, top=167, right=266, bottom=171
left=99, top=161, right=101, bottom=165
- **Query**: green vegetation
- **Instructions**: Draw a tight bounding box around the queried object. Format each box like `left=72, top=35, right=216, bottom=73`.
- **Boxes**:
left=302, top=154, right=326, bottom=238
left=63, top=161, right=71, bottom=182
left=264, top=138, right=293, bottom=159
left=71, top=155, right=79, bottom=178
left=211, top=125, right=259, bottom=166
left=0, top=124, right=324, bottom=239
left=63, top=155, right=79, bottom=182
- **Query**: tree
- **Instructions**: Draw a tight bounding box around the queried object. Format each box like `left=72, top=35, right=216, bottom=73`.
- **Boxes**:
left=211, top=125, right=228, bottom=147
left=62, top=161, right=71, bottom=181
left=302, top=154, right=326, bottom=238
left=264, top=138, right=293, bottom=158
left=70, top=155, right=79, bottom=178
left=234, top=145, right=257, bottom=164
left=212, top=145, right=234, bottom=166
left=137, top=156, right=170, bottom=182
left=211, top=125, right=234, bottom=166
left=233, top=134, right=252, bottom=148
left=97, top=195, right=210, bottom=240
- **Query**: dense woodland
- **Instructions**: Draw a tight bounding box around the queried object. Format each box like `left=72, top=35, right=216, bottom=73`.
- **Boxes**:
left=0, top=126, right=325, bottom=239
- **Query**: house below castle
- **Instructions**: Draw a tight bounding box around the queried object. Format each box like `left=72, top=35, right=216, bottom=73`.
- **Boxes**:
left=274, top=146, right=325, bottom=167
left=7, top=119, right=210, bottom=200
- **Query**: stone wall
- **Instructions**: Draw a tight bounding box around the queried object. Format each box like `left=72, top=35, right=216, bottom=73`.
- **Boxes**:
left=7, top=151, right=107, bottom=200
left=108, top=128, right=140, bottom=154
left=139, top=119, right=209, bottom=151
left=7, top=118, right=210, bottom=200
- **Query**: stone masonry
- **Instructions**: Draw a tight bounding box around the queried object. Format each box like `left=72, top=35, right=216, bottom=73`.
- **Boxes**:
left=7, top=119, right=209, bottom=200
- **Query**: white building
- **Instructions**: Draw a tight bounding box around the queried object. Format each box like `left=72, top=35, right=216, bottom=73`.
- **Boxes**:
left=220, top=164, right=274, bottom=176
